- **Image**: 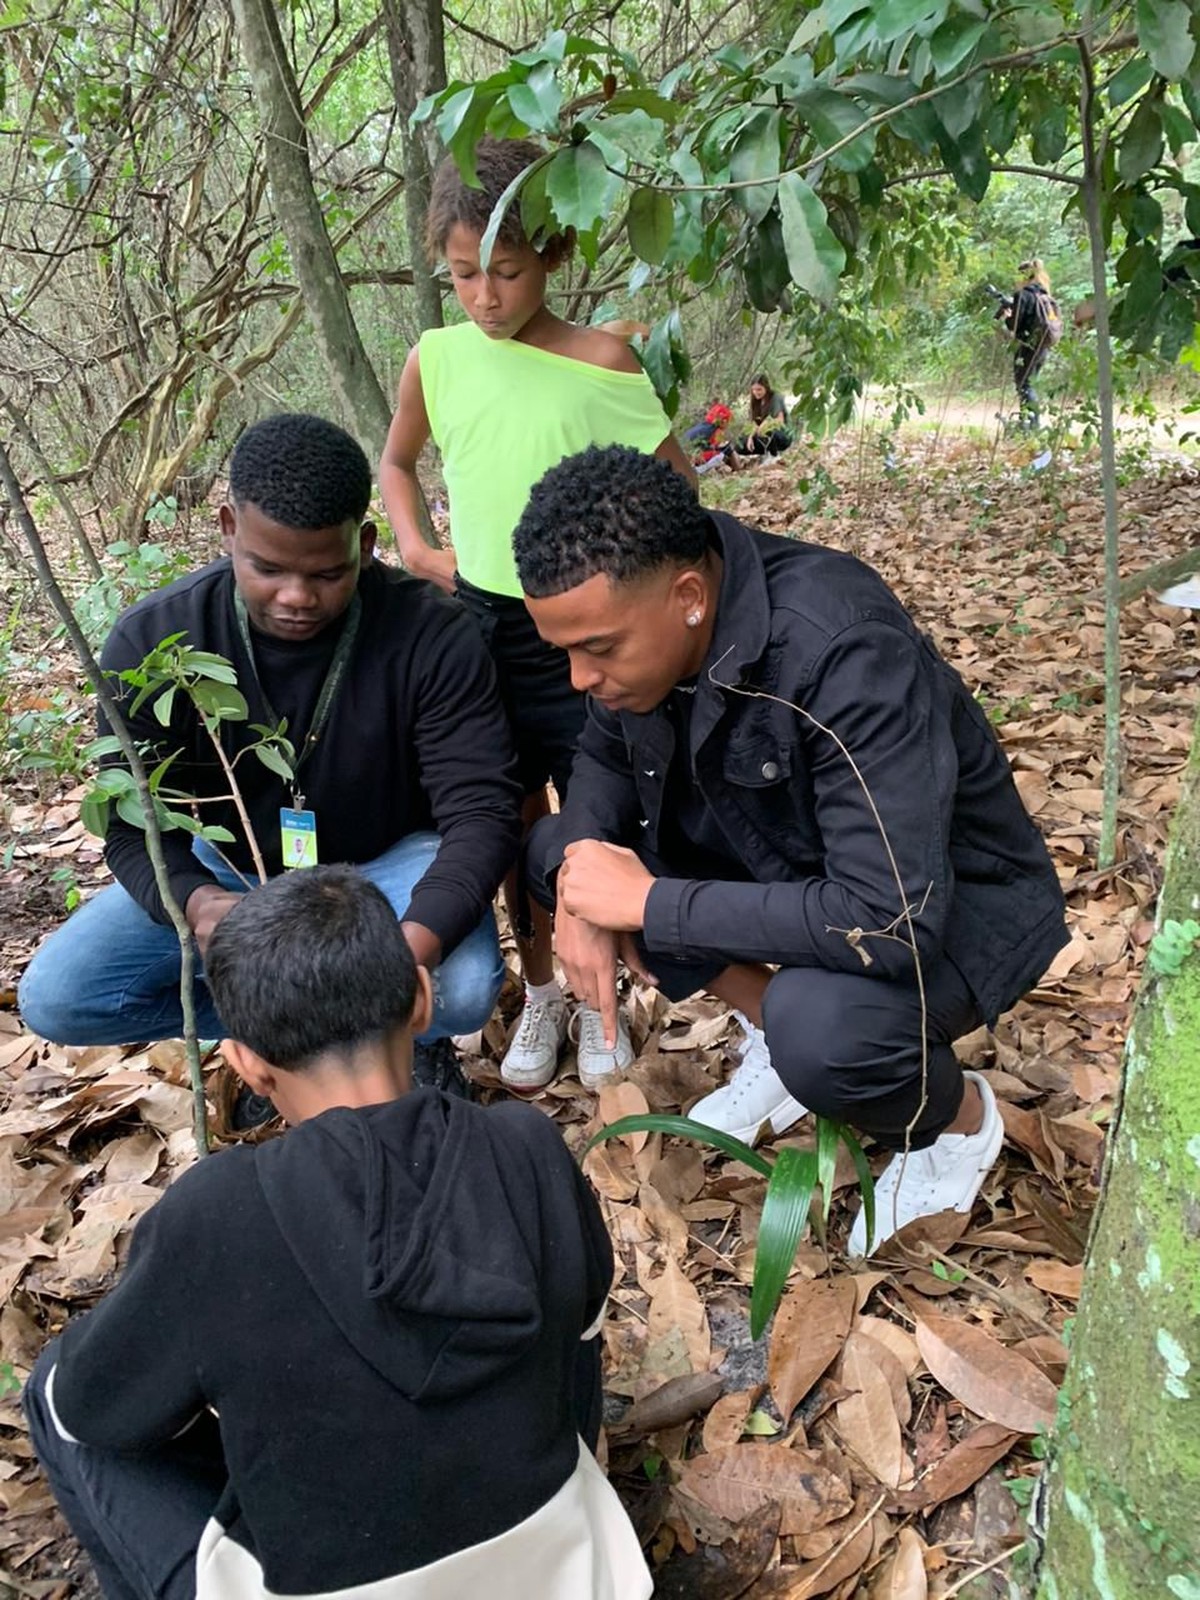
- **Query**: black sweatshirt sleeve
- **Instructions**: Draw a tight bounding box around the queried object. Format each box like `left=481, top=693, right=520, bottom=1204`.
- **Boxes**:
left=403, top=605, right=523, bottom=952
left=643, top=620, right=957, bottom=977
left=49, top=1179, right=207, bottom=1448
left=97, top=615, right=219, bottom=924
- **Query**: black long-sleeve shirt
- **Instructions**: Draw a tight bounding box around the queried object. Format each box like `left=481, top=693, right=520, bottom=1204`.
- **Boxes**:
left=97, top=558, right=522, bottom=953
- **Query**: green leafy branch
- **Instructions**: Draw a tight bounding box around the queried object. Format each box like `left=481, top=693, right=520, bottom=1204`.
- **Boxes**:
left=586, top=1112, right=873, bottom=1339
left=83, top=635, right=296, bottom=887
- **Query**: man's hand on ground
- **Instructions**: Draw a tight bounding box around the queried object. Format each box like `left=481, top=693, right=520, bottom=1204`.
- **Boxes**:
left=559, top=840, right=654, bottom=932
left=554, top=907, right=622, bottom=1048
left=185, top=886, right=242, bottom=957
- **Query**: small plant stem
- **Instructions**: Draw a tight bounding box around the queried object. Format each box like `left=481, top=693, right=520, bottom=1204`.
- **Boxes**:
left=0, top=438, right=210, bottom=1156
left=202, top=715, right=268, bottom=884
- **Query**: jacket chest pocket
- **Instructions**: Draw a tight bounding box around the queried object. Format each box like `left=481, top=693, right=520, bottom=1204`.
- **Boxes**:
left=720, top=742, right=822, bottom=859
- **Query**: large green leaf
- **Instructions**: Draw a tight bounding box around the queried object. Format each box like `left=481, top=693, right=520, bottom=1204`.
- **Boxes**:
left=870, top=0, right=949, bottom=47
left=928, top=13, right=987, bottom=74
left=778, top=172, right=846, bottom=304
left=627, top=186, right=674, bottom=264
left=743, top=210, right=791, bottom=312
left=641, top=308, right=691, bottom=416
left=478, top=156, right=547, bottom=269
left=729, top=107, right=781, bottom=225
left=938, top=121, right=991, bottom=202
left=584, top=1113, right=774, bottom=1177
left=1107, top=54, right=1155, bottom=109
left=1119, top=97, right=1165, bottom=185
left=506, top=64, right=562, bottom=134
left=750, top=1147, right=818, bottom=1339
left=545, top=140, right=615, bottom=233
left=793, top=88, right=875, bottom=172
left=1136, top=0, right=1195, bottom=80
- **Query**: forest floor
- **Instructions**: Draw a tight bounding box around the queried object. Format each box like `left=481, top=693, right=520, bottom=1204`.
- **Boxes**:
left=0, top=429, right=1196, bottom=1599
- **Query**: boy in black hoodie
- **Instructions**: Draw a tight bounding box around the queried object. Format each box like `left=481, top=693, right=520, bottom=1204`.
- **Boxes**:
left=24, top=867, right=650, bottom=1600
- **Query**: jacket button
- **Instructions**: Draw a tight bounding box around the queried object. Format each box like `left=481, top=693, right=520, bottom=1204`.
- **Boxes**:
left=761, top=760, right=780, bottom=781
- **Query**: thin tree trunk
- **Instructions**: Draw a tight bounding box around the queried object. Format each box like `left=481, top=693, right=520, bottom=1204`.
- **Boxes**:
left=381, top=0, right=446, bottom=335
left=1035, top=705, right=1200, bottom=1595
left=0, top=441, right=210, bottom=1157
left=229, top=0, right=393, bottom=457
left=1079, top=30, right=1123, bottom=870
left=4, top=403, right=105, bottom=581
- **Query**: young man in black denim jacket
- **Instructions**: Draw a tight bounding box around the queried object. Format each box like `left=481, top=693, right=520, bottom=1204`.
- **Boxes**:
left=517, top=445, right=1068, bottom=1254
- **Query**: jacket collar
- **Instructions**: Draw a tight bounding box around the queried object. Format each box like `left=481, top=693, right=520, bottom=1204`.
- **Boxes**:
left=689, top=510, right=773, bottom=750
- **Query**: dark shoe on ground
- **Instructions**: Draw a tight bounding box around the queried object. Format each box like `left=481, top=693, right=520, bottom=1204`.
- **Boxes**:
left=413, top=1036, right=475, bottom=1099
left=230, top=1087, right=279, bottom=1131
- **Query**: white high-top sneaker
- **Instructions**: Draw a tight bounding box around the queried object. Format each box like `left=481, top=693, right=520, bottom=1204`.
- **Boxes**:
left=686, top=1012, right=807, bottom=1146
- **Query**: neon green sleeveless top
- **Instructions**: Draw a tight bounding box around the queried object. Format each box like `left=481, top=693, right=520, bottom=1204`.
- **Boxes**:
left=418, top=322, right=671, bottom=597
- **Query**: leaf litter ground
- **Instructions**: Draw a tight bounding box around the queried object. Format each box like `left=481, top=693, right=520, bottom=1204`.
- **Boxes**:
left=0, top=434, right=1196, bottom=1600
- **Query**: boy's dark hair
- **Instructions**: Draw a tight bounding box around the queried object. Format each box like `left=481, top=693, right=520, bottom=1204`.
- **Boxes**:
left=205, top=866, right=417, bottom=1071
left=426, top=137, right=574, bottom=268
left=229, top=414, right=372, bottom=530
left=514, top=445, right=711, bottom=598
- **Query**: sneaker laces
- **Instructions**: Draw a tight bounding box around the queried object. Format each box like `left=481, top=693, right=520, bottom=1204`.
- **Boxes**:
left=719, top=1015, right=775, bottom=1107
left=572, top=1007, right=618, bottom=1058
left=513, top=998, right=561, bottom=1049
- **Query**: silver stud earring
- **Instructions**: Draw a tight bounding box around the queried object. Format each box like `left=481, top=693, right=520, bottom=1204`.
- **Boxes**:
left=686, top=612, right=701, bottom=627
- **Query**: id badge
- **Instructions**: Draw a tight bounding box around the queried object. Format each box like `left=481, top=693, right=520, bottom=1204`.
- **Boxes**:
left=280, top=808, right=318, bottom=869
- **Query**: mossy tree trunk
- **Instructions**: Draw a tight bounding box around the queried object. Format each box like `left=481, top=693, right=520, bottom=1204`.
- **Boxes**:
left=1037, top=708, right=1200, bottom=1597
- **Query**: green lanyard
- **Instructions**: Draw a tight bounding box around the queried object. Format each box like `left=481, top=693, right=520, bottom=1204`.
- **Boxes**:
left=233, top=591, right=362, bottom=809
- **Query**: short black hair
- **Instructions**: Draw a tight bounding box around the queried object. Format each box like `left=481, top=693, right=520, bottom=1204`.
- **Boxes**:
left=205, top=866, right=418, bottom=1071
left=228, top=413, right=372, bottom=530
left=513, top=445, right=711, bottom=598
left=426, top=137, right=574, bottom=268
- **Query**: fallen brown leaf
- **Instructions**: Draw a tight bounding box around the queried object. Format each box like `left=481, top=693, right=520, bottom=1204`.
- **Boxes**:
left=769, top=1277, right=857, bottom=1423
left=915, top=1314, right=1058, bottom=1433
left=674, top=1443, right=853, bottom=1538
left=836, top=1335, right=907, bottom=1488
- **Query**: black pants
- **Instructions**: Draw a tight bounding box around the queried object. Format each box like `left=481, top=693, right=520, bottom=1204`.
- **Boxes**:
left=455, top=576, right=584, bottom=800
left=1014, top=343, right=1047, bottom=425
left=25, top=1336, right=603, bottom=1600
left=24, top=1343, right=225, bottom=1600
left=526, top=819, right=981, bottom=1150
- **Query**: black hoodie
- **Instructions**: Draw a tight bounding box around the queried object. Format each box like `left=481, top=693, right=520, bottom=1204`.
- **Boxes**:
left=48, top=1094, right=649, bottom=1597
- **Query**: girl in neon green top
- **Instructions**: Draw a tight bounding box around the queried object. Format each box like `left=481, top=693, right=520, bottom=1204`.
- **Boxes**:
left=379, top=137, right=692, bottom=1096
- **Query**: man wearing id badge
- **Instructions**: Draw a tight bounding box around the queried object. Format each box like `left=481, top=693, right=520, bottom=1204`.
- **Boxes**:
left=20, top=414, right=522, bottom=1096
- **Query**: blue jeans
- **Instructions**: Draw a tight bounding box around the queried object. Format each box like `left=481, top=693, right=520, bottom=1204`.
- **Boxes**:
left=18, top=833, right=504, bottom=1047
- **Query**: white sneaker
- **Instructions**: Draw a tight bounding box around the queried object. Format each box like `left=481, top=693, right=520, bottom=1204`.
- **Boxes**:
left=686, top=1013, right=807, bottom=1146
left=500, top=997, right=569, bottom=1092
left=572, top=1005, right=635, bottom=1091
left=848, top=1070, right=1004, bottom=1257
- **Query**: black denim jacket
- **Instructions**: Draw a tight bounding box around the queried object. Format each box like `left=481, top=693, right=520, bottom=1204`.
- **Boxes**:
left=546, top=511, right=1067, bottom=1022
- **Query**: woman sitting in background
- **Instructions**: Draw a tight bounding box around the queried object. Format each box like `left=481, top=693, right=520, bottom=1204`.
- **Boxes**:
left=732, top=374, right=793, bottom=458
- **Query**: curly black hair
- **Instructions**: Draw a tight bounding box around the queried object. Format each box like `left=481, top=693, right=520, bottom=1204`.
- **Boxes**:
left=425, top=137, right=574, bottom=267
left=229, top=414, right=372, bottom=530
left=514, top=445, right=710, bottom=598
